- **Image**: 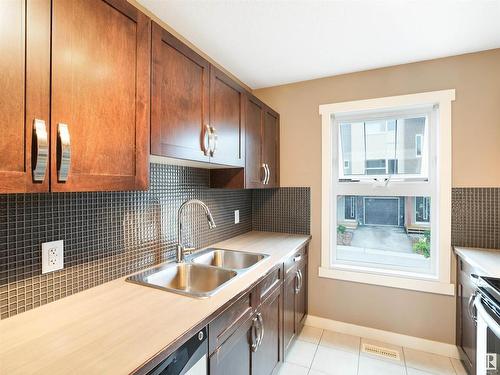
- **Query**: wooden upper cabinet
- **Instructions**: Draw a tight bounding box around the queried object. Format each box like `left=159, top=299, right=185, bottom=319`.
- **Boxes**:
left=151, top=22, right=210, bottom=163
left=0, top=0, right=50, bottom=193
left=243, top=95, right=280, bottom=189
left=262, top=107, right=280, bottom=188
left=50, top=0, right=150, bottom=192
left=209, top=66, right=245, bottom=167
left=211, top=94, right=280, bottom=189
left=244, top=96, right=265, bottom=188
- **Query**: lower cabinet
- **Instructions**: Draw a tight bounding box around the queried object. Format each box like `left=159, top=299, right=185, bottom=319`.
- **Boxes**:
left=252, top=287, right=282, bottom=375
left=456, top=255, right=478, bottom=375
left=283, top=246, right=308, bottom=356
left=209, top=315, right=253, bottom=375
left=209, top=266, right=283, bottom=375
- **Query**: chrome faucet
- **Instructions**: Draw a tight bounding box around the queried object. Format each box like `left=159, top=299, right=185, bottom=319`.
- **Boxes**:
left=176, top=199, right=216, bottom=263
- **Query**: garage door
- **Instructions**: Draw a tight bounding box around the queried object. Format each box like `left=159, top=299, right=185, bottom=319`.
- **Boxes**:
left=364, top=198, right=399, bottom=226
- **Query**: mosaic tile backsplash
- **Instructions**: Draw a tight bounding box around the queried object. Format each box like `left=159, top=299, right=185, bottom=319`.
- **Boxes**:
left=252, top=188, right=311, bottom=235
left=0, top=164, right=253, bottom=319
left=452, top=188, right=500, bottom=249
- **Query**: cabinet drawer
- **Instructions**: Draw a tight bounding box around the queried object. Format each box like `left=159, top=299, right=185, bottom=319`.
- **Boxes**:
left=284, top=246, right=307, bottom=277
left=209, top=292, right=253, bottom=354
left=257, top=266, right=281, bottom=302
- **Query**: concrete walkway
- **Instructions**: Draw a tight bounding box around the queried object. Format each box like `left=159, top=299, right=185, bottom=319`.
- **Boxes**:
left=350, top=225, right=414, bottom=253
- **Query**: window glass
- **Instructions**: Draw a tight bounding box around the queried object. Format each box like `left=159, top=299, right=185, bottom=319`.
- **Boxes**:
left=339, top=116, right=427, bottom=177
left=336, top=195, right=432, bottom=273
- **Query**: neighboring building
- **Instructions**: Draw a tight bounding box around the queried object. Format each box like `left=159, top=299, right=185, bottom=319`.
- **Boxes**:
left=337, top=195, right=430, bottom=233
left=340, top=117, right=426, bottom=177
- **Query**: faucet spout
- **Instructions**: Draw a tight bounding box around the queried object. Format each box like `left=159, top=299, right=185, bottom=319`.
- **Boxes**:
left=176, top=199, right=216, bottom=263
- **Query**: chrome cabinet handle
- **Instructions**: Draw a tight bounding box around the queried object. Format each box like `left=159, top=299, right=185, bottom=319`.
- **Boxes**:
left=293, top=254, right=302, bottom=263
left=294, top=270, right=300, bottom=294
left=299, top=270, right=304, bottom=293
left=298, top=270, right=302, bottom=293
left=251, top=316, right=259, bottom=352
left=256, top=312, right=264, bottom=347
left=468, top=290, right=478, bottom=325
left=210, top=126, right=218, bottom=156
left=261, top=163, right=267, bottom=184
left=32, top=119, right=49, bottom=182
left=203, top=124, right=211, bottom=156
left=57, top=123, right=71, bottom=182
left=264, top=164, right=271, bottom=184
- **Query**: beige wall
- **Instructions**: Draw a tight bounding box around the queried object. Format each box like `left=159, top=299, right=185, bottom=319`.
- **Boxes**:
left=254, top=49, right=500, bottom=344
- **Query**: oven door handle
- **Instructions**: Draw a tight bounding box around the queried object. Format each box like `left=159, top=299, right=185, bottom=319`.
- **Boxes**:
left=474, top=295, right=500, bottom=338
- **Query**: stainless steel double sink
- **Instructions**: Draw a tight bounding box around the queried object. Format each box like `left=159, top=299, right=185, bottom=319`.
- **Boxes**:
left=126, top=248, right=269, bottom=298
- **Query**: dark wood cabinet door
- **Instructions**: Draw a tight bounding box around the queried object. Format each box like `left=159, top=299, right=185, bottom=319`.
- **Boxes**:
left=296, top=262, right=308, bottom=331
left=209, top=315, right=252, bottom=375
left=245, top=95, right=265, bottom=188
left=209, top=66, right=245, bottom=167
left=262, top=107, right=280, bottom=188
left=0, top=0, right=50, bottom=193
left=151, top=22, right=210, bottom=163
left=283, top=272, right=297, bottom=354
left=457, top=259, right=477, bottom=374
left=252, top=287, right=282, bottom=375
left=50, top=0, right=150, bottom=192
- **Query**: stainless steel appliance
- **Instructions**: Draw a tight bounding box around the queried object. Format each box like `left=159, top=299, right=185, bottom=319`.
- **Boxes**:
left=145, top=328, right=207, bottom=375
left=474, top=276, right=500, bottom=375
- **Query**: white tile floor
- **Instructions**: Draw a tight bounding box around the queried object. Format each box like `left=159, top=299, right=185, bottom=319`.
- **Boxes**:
left=278, top=326, right=468, bottom=375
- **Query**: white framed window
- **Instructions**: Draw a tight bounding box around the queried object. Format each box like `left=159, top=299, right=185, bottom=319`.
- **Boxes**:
left=319, top=90, right=455, bottom=295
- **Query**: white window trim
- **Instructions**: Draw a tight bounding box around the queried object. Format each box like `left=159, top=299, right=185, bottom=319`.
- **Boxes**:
left=319, top=90, right=455, bottom=295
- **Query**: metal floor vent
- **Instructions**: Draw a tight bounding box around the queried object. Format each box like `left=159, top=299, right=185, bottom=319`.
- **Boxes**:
left=361, top=343, right=401, bottom=361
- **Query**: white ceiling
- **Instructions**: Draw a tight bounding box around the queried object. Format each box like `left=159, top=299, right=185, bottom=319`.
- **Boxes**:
left=138, top=0, right=500, bottom=89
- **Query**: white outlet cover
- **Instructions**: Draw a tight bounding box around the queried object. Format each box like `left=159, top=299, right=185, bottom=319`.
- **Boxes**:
left=42, top=240, right=64, bottom=274
left=234, top=210, right=240, bottom=224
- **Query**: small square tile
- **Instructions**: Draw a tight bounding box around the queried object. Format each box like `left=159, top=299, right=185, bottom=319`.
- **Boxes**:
left=404, top=347, right=455, bottom=375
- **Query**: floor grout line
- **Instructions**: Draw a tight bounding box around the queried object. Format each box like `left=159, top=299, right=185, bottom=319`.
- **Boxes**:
left=356, top=336, right=361, bottom=375
left=307, top=328, right=324, bottom=372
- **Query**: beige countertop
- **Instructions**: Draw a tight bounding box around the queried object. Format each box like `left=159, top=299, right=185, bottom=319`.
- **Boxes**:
left=0, top=231, right=310, bottom=375
left=455, top=246, right=500, bottom=278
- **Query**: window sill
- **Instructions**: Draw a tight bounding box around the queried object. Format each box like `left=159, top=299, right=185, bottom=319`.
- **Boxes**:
left=318, top=266, right=455, bottom=295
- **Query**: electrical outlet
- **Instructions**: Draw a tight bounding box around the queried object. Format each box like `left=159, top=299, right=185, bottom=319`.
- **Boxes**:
left=42, top=240, right=64, bottom=274
left=234, top=210, right=240, bottom=224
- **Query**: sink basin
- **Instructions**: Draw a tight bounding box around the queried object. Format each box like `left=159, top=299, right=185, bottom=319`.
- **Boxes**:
left=190, top=248, right=268, bottom=270
left=126, top=263, right=237, bottom=298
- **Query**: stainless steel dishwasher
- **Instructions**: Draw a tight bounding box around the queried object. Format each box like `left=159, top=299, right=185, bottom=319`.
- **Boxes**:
left=146, top=327, right=207, bottom=375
